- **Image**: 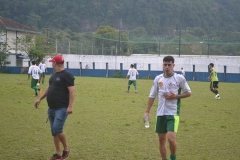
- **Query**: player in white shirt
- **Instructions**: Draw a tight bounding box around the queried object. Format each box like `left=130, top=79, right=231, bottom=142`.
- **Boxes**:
left=181, top=67, right=185, bottom=77
left=143, top=56, right=191, bottom=160
left=125, top=64, right=139, bottom=93
left=38, top=59, right=47, bottom=84
left=28, top=61, right=42, bottom=96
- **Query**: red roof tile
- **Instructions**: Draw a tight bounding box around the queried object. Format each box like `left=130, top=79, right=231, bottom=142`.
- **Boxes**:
left=0, top=16, right=39, bottom=33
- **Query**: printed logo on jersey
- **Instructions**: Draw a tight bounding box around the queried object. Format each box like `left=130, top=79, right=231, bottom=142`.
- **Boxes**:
left=169, top=82, right=179, bottom=89
left=56, top=77, right=60, bottom=81
left=158, top=82, right=164, bottom=87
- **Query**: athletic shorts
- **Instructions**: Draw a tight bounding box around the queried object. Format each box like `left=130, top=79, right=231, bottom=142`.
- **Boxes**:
left=31, top=78, right=39, bottom=88
left=210, top=81, right=218, bottom=88
left=48, top=108, right=68, bottom=136
left=128, top=80, right=136, bottom=86
left=155, top=115, right=179, bottom=133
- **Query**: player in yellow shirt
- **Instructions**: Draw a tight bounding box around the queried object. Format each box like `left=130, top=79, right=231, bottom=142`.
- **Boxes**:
left=208, top=63, right=220, bottom=99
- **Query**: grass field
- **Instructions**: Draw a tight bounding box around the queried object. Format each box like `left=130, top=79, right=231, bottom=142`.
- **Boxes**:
left=0, top=73, right=240, bottom=160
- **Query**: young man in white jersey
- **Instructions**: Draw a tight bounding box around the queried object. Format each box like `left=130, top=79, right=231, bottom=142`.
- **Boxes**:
left=143, top=56, right=191, bottom=160
left=38, top=59, right=47, bottom=84
left=28, top=61, right=42, bottom=96
left=125, top=64, right=139, bottom=93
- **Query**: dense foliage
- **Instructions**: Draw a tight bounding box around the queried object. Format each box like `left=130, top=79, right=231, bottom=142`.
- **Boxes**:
left=1, top=0, right=240, bottom=55
left=1, top=0, right=240, bottom=34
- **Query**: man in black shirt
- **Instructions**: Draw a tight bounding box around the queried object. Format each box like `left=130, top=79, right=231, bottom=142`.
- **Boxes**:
left=35, top=55, right=75, bottom=160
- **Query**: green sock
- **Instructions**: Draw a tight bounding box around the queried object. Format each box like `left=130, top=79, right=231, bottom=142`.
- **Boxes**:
left=128, top=86, right=130, bottom=90
left=33, top=86, right=39, bottom=94
left=134, top=85, right=137, bottom=90
left=170, top=154, right=176, bottom=160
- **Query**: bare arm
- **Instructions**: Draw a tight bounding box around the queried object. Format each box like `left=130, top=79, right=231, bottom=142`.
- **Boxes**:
left=34, top=86, right=49, bottom=108
left=208, top=69, right=213, bottom=81
left=143, top=97, right=155, bottom=120
left=66, top=86, right=75, bottom=114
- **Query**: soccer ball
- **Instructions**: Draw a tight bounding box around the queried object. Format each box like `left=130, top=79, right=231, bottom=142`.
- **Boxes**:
left=37, top=83, right=40, bottom=86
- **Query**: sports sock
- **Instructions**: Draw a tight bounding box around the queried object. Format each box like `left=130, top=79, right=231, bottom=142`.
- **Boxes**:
left=32, top=86, right=38, bottom=95
left=128, top=86, right=130, bottom=90
left=210, top=88, right=215, bottom=94
left=134, top=85, right=137, bottom=90
left=170, top=154, right=176, bottom=160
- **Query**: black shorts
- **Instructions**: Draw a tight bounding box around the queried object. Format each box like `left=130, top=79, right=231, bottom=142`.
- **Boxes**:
left=210, top=81, right=218, bottom=88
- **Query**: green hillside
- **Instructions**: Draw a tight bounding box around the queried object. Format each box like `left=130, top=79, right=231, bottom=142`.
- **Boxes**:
left=1, top=0, right=240, bottom=34
left=1, top=0, right=240, bottom=55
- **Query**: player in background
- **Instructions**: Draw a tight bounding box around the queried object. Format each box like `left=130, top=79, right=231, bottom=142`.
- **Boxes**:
left=143, top=56, right=191, bottom=160
left=125, top=64, right=139, bottom=93
left=38, top=59, right=47, bottom=84
left=28, top=61, right=42, bottom=96
left=208, top=63, right=220, bottom=99
left=181, top=67, right=185, bottom=77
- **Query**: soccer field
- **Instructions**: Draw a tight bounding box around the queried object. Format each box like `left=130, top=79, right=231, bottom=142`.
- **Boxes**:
left=0, top=73, right=239, bottom=160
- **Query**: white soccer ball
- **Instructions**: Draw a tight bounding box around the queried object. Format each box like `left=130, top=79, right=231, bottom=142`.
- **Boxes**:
left=37, top=83, right=40, bottom=86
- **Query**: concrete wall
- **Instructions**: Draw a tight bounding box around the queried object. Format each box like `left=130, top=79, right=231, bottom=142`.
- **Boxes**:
left=42, top=54, right=240, bottom=74
left=4, top=54, right=240, bottom=82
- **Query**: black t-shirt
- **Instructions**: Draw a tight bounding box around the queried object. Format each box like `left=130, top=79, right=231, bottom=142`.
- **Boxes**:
left=47, top=70, right=74, bottom=108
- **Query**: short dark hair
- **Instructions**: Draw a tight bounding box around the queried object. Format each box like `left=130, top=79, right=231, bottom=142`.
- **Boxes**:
left=32, top=61, right=36, bottom=65
left=209, top=63, right=214, bottom=67
left=163, top=56, right=174, bottom=63
left=130, top=64, right=134, bottom=67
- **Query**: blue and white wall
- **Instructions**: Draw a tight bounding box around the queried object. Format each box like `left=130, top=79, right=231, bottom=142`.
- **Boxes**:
left=5, top=54, right=240, bottom=82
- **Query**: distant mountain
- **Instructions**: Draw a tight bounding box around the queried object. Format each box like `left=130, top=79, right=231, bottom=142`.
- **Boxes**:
left=0, top=0, right=240, bottom=35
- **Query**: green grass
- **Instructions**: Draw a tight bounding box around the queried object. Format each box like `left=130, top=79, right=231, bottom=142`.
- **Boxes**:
left=0, top=73, right=240, bottom=160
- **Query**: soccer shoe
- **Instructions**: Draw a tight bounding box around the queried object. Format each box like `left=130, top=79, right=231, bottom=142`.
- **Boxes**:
left=60, top=149, right=70, bottom=160
left=135, top=91, right=138, bottom=93
left=215, top=94, right=219, bottom=99
left=125, top=90, right=129, bottom=93
left=48, top=153, right=61, bottom=160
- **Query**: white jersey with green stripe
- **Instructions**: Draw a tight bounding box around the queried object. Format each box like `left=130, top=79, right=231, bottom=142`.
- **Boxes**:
left=127, top=68, right=139, bottom=80
left=28, top=65, right=42, bottom=80
left=39, top=63, right=46, bottom=72
left=149, top=73, right=191, bottom=116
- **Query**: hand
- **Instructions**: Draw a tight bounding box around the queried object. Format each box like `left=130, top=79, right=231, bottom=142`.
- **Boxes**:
left=164, top=91, right=177, bottom=100
left=143, top=112, right=150, bottom=122
left=207, top=77, right=211, bottom=81
left=66, top=107, right=73, bottom=114
left=34, top=99, right=41, bottom=108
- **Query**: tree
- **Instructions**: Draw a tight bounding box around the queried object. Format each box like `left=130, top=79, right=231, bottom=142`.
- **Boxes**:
left=16, top=34, right=54, bottom=63
left=94, top=26, right=130, bottom=55
left=0, top=41, right=10, bottom=70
